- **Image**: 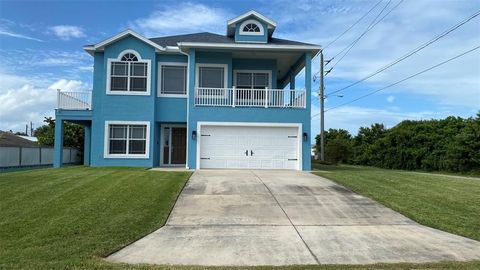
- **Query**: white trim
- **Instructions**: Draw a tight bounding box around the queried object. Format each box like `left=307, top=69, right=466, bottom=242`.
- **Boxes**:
left=106, top=49, right=151, bottom=96
left=92, top=29, right=165, bottom=52
left=227, top=10, right=277, bottom=28
left=160, top=124, right=187, bottom=166
left=178, top=42, right=321, bottom=52
left=233, top=69, right=272, bottom=89
left=104, top=121, right=151, bottom=159
left=239, top=19, right=265, bottom=36
left=196, top=122, right=302, bottom=170
left=157, top=61, right=188, bottom=97
left=195, top=63, right=229, bottom=98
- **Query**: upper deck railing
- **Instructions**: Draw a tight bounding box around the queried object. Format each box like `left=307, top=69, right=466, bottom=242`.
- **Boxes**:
left=57, top=90, right=92, bottom=110
left=194, top=87, right=306, bottom=108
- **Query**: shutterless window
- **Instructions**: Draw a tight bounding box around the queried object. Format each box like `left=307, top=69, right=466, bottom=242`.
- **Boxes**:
left=110, top=53, right=148, bottom=92
left=161, top=65, right=187, bottom=95
left=108, top=124, right=147, bottom=155
left=236, top=72, right=269, bottom=89
left=199, top=67, right=224, bottom=88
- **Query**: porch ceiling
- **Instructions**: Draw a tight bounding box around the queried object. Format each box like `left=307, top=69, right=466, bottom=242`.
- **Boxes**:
left=232, top=51, right=305, bottom=83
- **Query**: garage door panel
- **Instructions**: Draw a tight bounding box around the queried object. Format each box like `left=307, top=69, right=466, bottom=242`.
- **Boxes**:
left=200, top=125, right=300, bottom=170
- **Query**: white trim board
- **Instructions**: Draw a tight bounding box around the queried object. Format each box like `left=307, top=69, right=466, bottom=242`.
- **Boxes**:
left=196, top=122, right=302, bottom=170
left=227, top=10, right=277, bottom=28
left=104, top=120, right=151, bottom=159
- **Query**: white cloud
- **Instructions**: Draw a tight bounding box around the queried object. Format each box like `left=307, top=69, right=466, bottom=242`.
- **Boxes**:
left=0, top=72, right=89, bottom=132
left=49, top=25, right=86, bottom=40
left=128, top=2, right=232, bottom=36
left=0, top=25, right=42, bottom=41
left=387, top=95, right=395, bottom=103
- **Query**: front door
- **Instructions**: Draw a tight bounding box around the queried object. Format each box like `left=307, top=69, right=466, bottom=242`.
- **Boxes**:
left=162, top=126, right=187, bottom=166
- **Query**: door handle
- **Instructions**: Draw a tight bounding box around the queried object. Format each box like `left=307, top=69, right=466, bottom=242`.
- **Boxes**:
left=250, top=150, right=254, bottom=156
left=245, top=150, right=249, bottom=156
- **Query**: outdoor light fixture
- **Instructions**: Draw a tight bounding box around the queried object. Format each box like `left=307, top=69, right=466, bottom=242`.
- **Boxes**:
left=192, top=131, right=197, bottom=140
left=303, top=132, right=308, bottom=141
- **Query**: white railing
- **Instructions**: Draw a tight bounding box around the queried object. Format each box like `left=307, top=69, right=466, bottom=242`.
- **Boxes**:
left=57, top=90, right=92, bottom=110
left=195, top=87, right=306, bottom=108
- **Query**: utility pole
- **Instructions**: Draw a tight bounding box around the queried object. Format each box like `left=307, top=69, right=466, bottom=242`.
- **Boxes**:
left=319, top=51, right=325, bottom=161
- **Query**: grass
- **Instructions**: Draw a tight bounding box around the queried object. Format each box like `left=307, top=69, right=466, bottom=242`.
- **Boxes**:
left=0, top=166, right=191, bottom=269
left=1, top=166, right=478, bottom=270
left=312, top=163, right=480, bottom=242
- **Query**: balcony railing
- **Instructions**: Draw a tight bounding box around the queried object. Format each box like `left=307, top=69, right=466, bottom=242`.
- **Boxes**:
left=57, top=90, right=92, bottom=110
left=194, top=87, right=306, bottom=108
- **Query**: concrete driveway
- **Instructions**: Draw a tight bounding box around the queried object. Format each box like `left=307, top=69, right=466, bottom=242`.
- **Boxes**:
left=107, top=170, right=480, bottom=266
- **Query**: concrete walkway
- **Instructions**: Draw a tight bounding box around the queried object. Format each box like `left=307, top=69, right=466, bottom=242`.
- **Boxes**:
left=107, top=170, right=480, bottom=266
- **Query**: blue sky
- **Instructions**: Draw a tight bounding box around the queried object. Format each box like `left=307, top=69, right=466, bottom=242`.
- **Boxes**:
left=0, top=0, right=479, bottom=137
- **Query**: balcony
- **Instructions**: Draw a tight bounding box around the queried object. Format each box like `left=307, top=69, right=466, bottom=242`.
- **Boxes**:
left=57, top=90, right=92, bottom=110
left=194, top=87, right=306, bottom=108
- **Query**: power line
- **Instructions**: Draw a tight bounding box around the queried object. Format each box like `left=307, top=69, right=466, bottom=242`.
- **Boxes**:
left=326, top=9, right=480, bottom=96
left=329, top=0, right=404, bottom=71
left=323, top=0, right=383, bottom=50
left=310, top=45, right=480, bottom=118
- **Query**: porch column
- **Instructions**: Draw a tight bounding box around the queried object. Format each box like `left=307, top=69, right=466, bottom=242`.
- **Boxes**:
left=83, top=124, right=91, bottom=166
left=289, top=69, right=296, bottom=89
left=304, top=52, right=312, bottom=105
left=53, top=118, right=64, bottom=168
left=187, top=48, right=196, bottom=169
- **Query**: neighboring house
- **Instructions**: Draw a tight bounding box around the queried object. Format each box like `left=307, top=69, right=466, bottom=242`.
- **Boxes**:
left=54, top=11, right=320, bottom=170
left=0, top=131, right=39, bottom=148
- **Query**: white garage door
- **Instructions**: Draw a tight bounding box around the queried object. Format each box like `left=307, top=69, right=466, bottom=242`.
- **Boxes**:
left=199, top=125, right=300, bottom=170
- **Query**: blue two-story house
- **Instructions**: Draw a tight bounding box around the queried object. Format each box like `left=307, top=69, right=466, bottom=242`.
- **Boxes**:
left=54, top=11, right=320, bottom=171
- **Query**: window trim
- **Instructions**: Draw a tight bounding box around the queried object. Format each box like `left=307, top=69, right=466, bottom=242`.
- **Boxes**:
left=195, top=63, right=229, bottom=98
left=233, top=69, right=272, bottom=89
left=104, top=121, right=150, bottom=159
left=158, top=61, right=188, bottom=98
left=106, top=49, right=151, bottom=96
left=239, top=19, right=264, bottom=36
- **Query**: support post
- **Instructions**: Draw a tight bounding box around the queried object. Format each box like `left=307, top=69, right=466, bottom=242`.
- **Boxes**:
left=84, top=124, right=91, bottom=166
left=232, top=86, right=236, bottom=107
left=264, top=87, right=268, bottom=108
left=320, top=51, right=325, bottom=161
left=53, top=119, right=64, bottom=168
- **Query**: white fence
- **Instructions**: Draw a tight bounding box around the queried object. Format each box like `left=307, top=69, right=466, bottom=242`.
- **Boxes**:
left=0, top=146, right=81, bottom=169
left=195, top=87, right=306, bottom=108
left=57, top=90, right=92, bottom=110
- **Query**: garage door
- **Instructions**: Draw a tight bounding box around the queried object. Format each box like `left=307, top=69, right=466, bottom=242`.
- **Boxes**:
left=199, top=125, right=300, bottom=170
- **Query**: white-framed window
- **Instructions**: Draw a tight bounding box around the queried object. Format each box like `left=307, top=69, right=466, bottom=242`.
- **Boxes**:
left=158, top=62, right=187, bottom=97
left=195, top=63, right=229, bottom=98
left=233, top=70, right=272, bottom=89
left=239, top=19, right=264, bottom=36
left=106, top=50, right=151, bottom=95
left=104, top=121, right=150, bottom=158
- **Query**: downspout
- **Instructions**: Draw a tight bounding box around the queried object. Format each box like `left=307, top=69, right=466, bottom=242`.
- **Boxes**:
left=178, top=47, right=190, bottom=169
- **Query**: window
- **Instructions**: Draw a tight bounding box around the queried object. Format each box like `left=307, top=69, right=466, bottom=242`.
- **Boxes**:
left=235, top=71, right=270, bottom=89
left=107, top=50, right=150, bottom=95
left=105, top=121, right=150, bottom=158
left=239, top=19, right=264, bottom=36
left=198, top=66, right=225, bottom=88
left=243, top=23, right=260, bottom=33
left=159, top=63, right=187, bottom=96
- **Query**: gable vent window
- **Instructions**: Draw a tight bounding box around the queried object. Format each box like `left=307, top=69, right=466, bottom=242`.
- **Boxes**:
left=107, top=50, right=151, bottom=95
left=243, top=23, right=260, bottom=33
left=239, top=20, right=264, bottom=36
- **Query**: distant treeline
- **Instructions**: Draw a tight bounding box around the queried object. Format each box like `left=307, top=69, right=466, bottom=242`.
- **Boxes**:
left=315, top=113, right=480, bottom=172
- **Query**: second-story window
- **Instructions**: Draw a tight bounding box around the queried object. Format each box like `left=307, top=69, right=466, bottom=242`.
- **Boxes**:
left=159, top=63, right=187, bottom=96
left=239, top=19, right=264, bottom=36
left=107, top=51, right=150, bottom=95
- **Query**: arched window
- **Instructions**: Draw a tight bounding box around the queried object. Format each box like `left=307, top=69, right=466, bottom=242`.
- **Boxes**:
left=107, top=50, right=151, bottom=94
left=243, top=23, right=260, bottom=33
left=239, top=19, right=264, bottom=36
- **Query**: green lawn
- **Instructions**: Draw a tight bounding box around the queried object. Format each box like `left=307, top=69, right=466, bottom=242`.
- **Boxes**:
left=0, top=166, right=191, bottom=269
left=312, top=163, right=480, bottom=242
left=1, top=166, right=479, bottom=270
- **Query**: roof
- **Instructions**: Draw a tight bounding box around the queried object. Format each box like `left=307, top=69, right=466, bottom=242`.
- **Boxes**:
left=0, top=131, right=39, bottom=147
left=149, top=32, right=319, bottom=47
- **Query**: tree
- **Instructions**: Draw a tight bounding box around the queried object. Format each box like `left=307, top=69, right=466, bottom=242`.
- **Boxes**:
left=316, top=129, right=353, bottom=164
left=35, top=117, right=84, bottom=150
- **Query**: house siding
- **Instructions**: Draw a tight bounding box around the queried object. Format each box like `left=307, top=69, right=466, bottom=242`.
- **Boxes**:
left=234, top=19, right=268, bottom=43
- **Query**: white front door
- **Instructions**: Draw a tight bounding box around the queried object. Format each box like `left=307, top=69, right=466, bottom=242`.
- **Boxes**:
left=199, top=125, right=300, bottom=170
